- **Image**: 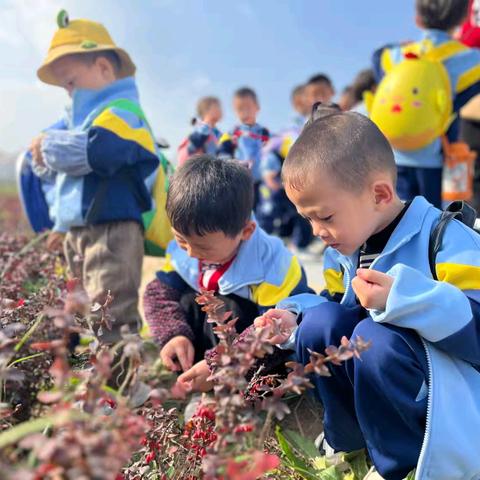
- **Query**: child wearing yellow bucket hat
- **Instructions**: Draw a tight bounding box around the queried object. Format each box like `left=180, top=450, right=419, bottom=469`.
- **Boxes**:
left=27, top=10, right=160, bottom=344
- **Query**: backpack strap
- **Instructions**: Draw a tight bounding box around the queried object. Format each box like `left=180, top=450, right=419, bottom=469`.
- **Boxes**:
left=424, top=40, right=468, bottom=63
left=428, top=201, right=477, bottom=279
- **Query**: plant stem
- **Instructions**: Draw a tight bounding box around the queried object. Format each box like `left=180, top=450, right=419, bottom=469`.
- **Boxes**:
left=14, top=313, right=46, bottom=352
left=258, top=408, right=274, bottom=448
left=8, top=352, right=45, bottom=367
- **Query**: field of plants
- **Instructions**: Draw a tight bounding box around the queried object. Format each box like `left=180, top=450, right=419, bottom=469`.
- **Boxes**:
left=0, top=185, right=372, bottom=480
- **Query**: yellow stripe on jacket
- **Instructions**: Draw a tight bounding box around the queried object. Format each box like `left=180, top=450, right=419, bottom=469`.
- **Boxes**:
left=251, top=256, right=302, bottom=306
left=436, top=263, right=480, bottom=291
left=92, top=108, right=156, bottom=154
left=324, top=268, right=345, bottom=296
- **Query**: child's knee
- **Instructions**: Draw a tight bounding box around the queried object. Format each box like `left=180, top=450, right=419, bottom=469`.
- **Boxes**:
left=352, top=318, right=405, bottom=375
left=296, top=302, right=358, bottom=354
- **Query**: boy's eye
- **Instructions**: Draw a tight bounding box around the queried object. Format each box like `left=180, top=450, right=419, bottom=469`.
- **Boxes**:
left=320, top=215, right=333, bottom=222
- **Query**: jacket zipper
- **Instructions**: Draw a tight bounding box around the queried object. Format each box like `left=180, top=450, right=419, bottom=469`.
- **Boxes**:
left=416, top=339, right=433, bottom=480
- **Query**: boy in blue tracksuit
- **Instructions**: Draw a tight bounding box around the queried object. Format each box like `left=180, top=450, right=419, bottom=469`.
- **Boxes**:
left=257, top=85, right=313, bottom=250
left=256, top=104, right=480, bottom=479
left=372, top=0, right=480, bottom=208
left=143, top=156, right=310, bottom=392
left=29, top=13, right=159, bottom=343
left=217, top=87, right=270, bottom=209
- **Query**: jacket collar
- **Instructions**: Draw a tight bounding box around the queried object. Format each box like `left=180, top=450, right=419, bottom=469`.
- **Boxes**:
left=70, top=76, right=139, bottom=128
left=421, top=29, right=452, bottom=45
left=171, top=225, right=268, bottom=293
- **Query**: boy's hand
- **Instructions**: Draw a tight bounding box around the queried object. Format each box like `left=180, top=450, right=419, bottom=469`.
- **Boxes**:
left=254, top=309, right=298, bottom=344
left=264, top=173, right=281, bottom=192
left=176, top=359, right=213, bottom=392
left=30, top=134, right=46, bottom=167
left=160, top=336, right=194, bottom=372
left=351, top=269, right=394, bottom=311
left=46, top=231, right=65, bottom=253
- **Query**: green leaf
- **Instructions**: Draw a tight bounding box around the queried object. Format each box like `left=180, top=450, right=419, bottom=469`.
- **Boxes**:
left=282, top=428, right=320, bottom=460
left=275, top=426, right=321, bottom=480
left=404, top=470, right=416, bottom=480
left=343, top=449, right=369, bottom=480
left=317, top=465, right=344, bottom=480
left=0, top=410, right=87, bottom=449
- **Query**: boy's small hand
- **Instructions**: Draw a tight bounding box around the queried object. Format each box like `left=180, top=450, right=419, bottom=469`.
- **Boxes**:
left=254, top=308, right=298, bottom=344
left=160, top=336, right=194, bottom=372
left=351, top=269, right=394, bottom=311
left=30, top=134, right=46, bottom=167
left=46, top=231, right=65, bottom=252
left=177, top=359, right=213, bottom=392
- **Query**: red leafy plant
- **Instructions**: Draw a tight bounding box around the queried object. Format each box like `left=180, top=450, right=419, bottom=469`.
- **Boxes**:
left=0, top=232, right=370, bottom=479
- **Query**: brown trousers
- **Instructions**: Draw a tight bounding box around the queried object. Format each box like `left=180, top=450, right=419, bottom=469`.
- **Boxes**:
left=64, top=221, right=144, bottom=343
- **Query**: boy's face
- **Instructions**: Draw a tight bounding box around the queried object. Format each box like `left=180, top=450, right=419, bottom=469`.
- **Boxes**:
left=206, top=103, right=223, bottom=124
left=233, top=96, right=259, bottom=125
left=305, top=82, right=335, bottom=109
left=173, top=221, right=256, bottom=264
left=292, top=91, right=310, bottom=117
left=286, top=174, right=394, bottom=256
left=50, top=55, right=116, bottom=96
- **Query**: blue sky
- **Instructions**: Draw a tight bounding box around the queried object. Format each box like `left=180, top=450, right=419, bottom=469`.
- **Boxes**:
left=0, top=0, right=419, bottom=155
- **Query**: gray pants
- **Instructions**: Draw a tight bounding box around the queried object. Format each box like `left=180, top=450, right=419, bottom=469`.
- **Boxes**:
left=64, top=221, right=144, bottom=343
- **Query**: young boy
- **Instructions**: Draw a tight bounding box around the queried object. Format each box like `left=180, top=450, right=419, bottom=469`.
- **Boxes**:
left=143, top=155, right=310, bottom=391
left=217, top=87, right=270, bottom=208
left=30, top=12, right=159, bottom=343
left=304, top=73, right=335, bottom=110
left=373, top=0, right=480, bottom=208
left=257, top=85, right=313, bottom=250
left=177, top=96, right=223, bottom=165
left=257, top=104, right=480, bottom=479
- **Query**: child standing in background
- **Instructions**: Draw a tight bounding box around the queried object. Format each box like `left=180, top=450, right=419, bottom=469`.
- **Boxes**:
left=177, top=96, right=222, bottom=165
left=217, top=87, right=270, bottom=209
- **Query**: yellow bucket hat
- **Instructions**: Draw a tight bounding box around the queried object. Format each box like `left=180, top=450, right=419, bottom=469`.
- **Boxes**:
left=37, top=10, right=136, bottom=86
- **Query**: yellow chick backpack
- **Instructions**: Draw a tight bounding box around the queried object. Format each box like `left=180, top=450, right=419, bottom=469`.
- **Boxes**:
left=365, top=40, right=469, bottom=151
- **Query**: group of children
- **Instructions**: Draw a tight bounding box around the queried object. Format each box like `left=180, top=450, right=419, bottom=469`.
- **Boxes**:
left=22, top=1, right=480, bottom=479
left=179, top=74, right=336, bottom=252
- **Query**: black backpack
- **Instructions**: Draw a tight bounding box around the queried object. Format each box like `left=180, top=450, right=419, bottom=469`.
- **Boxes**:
left=428, top=201, right=478, bottom=280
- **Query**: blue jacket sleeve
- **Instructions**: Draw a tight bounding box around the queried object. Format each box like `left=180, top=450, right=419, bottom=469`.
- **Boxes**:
left=41, top=130, right=92, bottom=176
left=371, top=221, right=480, bottom=365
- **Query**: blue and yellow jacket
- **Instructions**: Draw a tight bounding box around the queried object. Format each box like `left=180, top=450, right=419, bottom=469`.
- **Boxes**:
left=39, top=77, right=159, bottom=231
left=187, top=121, right=221, bottom=156
left=217, top=123, right=270, bottom=182
left=280, top=196, right=480, bottom=479
left=157, top=225, right=311, bottom=310
left=373, top=29, right=480, bottom=168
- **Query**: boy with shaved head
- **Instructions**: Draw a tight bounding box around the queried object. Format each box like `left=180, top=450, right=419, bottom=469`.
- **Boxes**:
left=257, top=103, right=480, bottom=479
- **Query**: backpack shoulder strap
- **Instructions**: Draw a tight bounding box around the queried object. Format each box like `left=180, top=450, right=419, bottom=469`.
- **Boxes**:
left=428, top=201, right=477, bottom=279
left=425, top=40, right=468, bottom=63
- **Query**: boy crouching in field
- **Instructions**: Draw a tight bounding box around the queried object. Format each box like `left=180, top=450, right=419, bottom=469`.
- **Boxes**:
left=144, top=156, right=312, bottom=391
left=257, top=104, right=480, bottom=480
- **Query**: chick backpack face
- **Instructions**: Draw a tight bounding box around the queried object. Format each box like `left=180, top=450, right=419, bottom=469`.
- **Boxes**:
left=368, top=49, right=453, bottom=151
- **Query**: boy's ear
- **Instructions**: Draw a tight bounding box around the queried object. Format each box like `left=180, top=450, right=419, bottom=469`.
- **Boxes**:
left=240, top=220, right=256, bottom=241
left=96, top=56, right=116, bottom=80
left=372, top=180, right=395, bottom=208
left=414, top=14, right=424, bottom=29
